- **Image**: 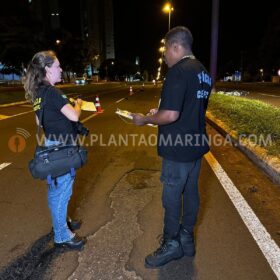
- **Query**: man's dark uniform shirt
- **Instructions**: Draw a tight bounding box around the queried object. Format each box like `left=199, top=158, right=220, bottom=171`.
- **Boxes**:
left=158, top=56, right=212, bottom=162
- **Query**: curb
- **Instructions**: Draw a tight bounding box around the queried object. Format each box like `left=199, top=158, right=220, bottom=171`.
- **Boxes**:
left=0, top=100, right=28, bottom=108
left=206, top=111, right=280, bottom=185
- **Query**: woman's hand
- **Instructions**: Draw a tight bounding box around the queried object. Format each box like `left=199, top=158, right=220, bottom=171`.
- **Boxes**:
left=61, top=98, right=83, bottom=121
left=74, top=98, right=83, bottom=107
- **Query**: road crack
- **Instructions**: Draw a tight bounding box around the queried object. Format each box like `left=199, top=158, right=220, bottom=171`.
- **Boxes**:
left=69, top=169, right=160, bottom=280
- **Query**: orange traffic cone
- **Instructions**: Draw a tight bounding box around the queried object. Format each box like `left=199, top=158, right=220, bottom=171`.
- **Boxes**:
left=95, top=95, right=103, bottom=113
left=129, top=86, right=133, bottom=95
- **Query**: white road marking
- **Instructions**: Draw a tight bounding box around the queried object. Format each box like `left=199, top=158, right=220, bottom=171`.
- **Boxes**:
left=0, top=115, right=10, bottom=120
left=0, top=110, right=33, bottom=121
left=20, top=104, right=33, bottom=108
left=259, top=93, right=280, bottom=98
left=0, top=163, right=11, bottom=171
left=205, top=152, right=280, bottom=279
left=0, top=87, right=122, bottom=121
left=116, top=98, right=125, bottom=103
left=81, top=111, right=104, bottom=123
left=9, top=110, right=34, bottom=118
left=0, top=101, right=28, bottom=108
left=0, top=99, right=104, bottom=123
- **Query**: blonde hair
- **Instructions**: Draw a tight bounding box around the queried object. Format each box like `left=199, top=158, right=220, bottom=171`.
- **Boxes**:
left=23, top=50, right=57, bottom=103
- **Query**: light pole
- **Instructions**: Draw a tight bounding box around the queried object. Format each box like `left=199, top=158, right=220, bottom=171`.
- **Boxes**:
left=157, top=42, right=165, bottom=80
left=105, top=65, right=108, bottom=81
left=162, top=2, right=174, bottom=31
left=210, top=0, right=219, bottom=86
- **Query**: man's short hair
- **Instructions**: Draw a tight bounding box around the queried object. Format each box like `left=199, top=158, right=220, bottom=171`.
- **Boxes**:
left=165, top=26, right=193, bottom=50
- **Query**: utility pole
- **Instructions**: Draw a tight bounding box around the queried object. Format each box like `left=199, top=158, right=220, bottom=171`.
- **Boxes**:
left=210, top=0, right=219, bottom=88
left=168, top=9, right=171, bottom=31
left=240, top=50, right=244, bottom=81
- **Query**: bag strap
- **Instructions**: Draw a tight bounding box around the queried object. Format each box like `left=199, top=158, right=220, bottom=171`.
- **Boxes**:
left=36, top=85, right=50, bottom=139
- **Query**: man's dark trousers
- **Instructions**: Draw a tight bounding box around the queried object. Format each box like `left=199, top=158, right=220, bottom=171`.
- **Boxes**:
left=160, top=158, right=202, bottom=239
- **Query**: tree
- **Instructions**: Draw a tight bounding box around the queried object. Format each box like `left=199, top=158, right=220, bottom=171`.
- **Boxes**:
left=0, top=13, right=47, bottom=74
left=53, top=33, right=99, bottom=81
left=259, top=8, right=280, bottom=73
left=143, top=70, right=149, bottom=81
left=99, top=59, right=139, bottom=81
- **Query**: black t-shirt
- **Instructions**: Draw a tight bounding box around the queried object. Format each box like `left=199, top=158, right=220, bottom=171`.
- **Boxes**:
left=33, top=85, right=77, bottom=141
left=157, top=57, right=212, bottom=162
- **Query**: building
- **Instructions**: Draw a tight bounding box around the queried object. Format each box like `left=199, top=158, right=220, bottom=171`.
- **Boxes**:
left=29, top=0, right=115, bottom=71
left=80, top=0, right=115, bottom=71
left=28, top=0, right=61, bottom=30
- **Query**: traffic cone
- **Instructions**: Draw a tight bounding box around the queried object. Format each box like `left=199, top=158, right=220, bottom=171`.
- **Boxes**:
left=129, top=86, right=133, bottom=95
left=95, top=95, right=103, bottom=113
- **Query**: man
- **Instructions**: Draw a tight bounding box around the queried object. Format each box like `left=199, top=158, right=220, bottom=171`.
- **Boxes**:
left=132, top=26, right=212, bottom=267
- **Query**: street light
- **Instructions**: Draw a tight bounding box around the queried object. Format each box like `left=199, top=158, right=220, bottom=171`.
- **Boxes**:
left=162, top=2, right=174, bottom=31
left=259, top=68, right=264, bottom=81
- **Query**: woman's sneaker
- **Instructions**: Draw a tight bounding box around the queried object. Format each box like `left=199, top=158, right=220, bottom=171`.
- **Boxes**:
left=51, top=218, right=82, bottom=233
left=145, top=239, right=184, bottom=268
left=179, top=227, right=195, bottom=257
left=54, top=235, right=86, bottom=250
left=67, top=218, right=82, bottom=231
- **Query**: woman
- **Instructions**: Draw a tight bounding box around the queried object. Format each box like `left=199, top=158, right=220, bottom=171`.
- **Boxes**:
left=24, top=50, right=86, bottom=249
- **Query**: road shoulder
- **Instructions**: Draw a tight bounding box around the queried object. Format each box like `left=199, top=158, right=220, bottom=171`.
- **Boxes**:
left=206, top=111, right=280, bottom=184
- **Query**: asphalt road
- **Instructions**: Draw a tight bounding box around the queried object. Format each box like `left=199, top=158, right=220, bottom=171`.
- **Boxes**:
left=0, top=84, right=279, bottom=280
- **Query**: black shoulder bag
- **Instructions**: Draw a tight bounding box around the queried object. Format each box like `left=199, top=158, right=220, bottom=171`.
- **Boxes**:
left=28, top=88, right=88, bottom=184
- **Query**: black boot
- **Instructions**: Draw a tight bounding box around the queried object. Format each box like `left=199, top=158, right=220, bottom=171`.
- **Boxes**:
left=145, top=239, right=184, bottom=268
left=179, top=226, right=195, bottom=257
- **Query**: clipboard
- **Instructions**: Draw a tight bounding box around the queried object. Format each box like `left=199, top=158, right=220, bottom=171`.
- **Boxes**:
left=115, top=108, right=157, bottom=127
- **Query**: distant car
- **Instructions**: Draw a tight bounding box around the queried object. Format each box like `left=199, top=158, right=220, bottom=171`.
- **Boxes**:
left=75, top=77, right=93, bottom=85
left=75, top=77, right=87, bottom=85
left=131, top=73, right=144, bottom=82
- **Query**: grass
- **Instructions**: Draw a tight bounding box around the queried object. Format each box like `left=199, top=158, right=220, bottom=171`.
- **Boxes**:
left=208, top=93, right=280, bottom=156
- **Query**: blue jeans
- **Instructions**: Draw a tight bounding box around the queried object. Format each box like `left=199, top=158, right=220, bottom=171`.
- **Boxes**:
left=160, top=158, right=202, bottom=240
left=45, top=139, right=75, bottom=243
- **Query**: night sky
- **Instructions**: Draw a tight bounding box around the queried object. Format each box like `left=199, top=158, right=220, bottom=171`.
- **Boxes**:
left=1, top=0, right=279, bottom=76
left=114, top=0, right=280, bottom=75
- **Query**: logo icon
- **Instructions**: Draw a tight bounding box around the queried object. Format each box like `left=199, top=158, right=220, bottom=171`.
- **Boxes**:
left=8, top=128, right=31, bottom=153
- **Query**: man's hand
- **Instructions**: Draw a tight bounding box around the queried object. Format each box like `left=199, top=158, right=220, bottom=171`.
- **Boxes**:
left=132, top=113, right=147, bottom=126
left=132, top=109, right=179, bottom=126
